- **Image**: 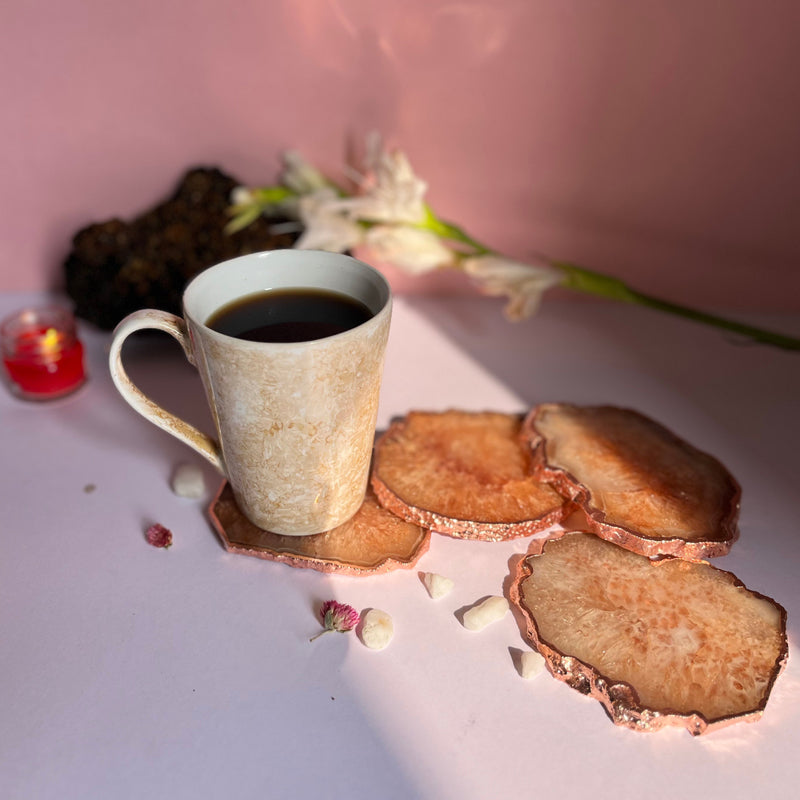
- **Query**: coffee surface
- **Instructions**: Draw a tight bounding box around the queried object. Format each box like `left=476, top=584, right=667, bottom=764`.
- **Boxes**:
left=207, top=289, right=372, bottom=343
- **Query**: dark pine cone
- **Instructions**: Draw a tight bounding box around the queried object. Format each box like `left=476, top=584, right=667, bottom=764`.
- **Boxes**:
left=63, top=167, right=299, bottom=329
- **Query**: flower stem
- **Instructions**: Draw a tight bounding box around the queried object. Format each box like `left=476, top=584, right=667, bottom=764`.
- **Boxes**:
left=556, top=262, right=800, bottom=351
left=427, top=211, right=800, bottom=351
left=224, top=186, right=296, bottom=234
left=421, top=206, right=491, bottom=255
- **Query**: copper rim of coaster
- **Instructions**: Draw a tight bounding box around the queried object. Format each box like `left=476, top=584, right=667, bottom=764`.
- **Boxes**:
left=522, top=404, right=741, bottom=559
left=208, top=481, right=431, bottom=576
left=508, top=532, right=789, bottom=736
left=371, top=411, right=568, bottom=542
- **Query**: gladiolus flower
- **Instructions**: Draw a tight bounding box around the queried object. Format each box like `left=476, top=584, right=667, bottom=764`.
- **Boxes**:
left=294, top=188, right=365, bottom=253
left=225, top=135, right=800, bottom=351
left=338, top=135, right=428, bottom=224
left=463, top=254, right=563, bottom=320
left=365, top=225, right=454, bottom=274
left=281, top=151, right=331, bottom=196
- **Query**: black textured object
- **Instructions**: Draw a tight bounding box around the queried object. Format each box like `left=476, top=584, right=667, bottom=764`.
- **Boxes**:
left=63, top=167, right=299, bottom=330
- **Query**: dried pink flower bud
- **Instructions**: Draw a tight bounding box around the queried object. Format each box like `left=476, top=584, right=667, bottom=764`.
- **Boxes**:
left=145, top=523, right=173, bottom=549
left=310, top=600, right=360, bottom=641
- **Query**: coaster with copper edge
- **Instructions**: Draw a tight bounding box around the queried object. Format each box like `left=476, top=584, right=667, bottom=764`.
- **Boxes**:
left=509, top=531, right=788, bottom=736
left=523, top=403, right=741, bottom=559
left=208, top=481, right=430, bottom=575
left=371, top=410, right=567, bottom=542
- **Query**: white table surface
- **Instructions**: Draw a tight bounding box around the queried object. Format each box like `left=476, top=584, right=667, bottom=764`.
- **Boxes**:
left=1, top=291, right=798, bottom=800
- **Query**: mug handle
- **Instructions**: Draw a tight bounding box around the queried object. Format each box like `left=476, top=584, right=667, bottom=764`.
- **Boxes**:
left=108, top=309, right=225, bottom=474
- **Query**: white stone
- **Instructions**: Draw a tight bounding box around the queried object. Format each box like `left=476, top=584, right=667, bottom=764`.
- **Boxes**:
left=520, top=650, right=546, bottom=679
left=170, top=463, right=206, bottom=499
left=360, top=609, right=394, bottom=650
left=422, top=572, right=454, bottom=600
left=462, top=596, right=509, bottom=631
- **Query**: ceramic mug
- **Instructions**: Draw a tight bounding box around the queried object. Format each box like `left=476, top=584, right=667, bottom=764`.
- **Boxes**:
left=109, top=250, right=392, bottom=535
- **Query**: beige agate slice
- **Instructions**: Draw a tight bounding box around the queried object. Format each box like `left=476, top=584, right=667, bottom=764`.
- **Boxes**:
left=509, top=533, right=788, bottom=736
left=209, top=482, right=430, bottom=575
left=523, top=404, right=741, bottom=558
left=371, top=410, right=567, bottom=541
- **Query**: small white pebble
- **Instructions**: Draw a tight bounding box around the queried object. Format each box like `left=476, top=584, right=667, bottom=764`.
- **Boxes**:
left=422, top=572, right=455, bottom=600
left=170, top=463, right=206, bottom=499
left=360, top=609, right=394, bottom=650
left=520, top=650, right=546, bottom=679
left=462, top=596, right=509, bottom=631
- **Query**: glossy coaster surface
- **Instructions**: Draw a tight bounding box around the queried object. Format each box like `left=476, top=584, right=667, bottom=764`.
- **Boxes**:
left=209, top=481, right=430, bottom=575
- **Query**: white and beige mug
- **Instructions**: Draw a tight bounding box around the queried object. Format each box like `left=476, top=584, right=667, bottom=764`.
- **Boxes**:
left=109, top=249, right=392, bottom=535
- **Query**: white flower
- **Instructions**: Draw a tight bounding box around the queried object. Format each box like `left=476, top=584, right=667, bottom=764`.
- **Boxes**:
left=281, top=151, right=330, bottom=196
left=294, top=188, right=364, bottom=253
left=365, top=225, right=454, bottom=274
left=338, top=135, right=428, bottom=224
left=230, top=186, right=256, bottom=207
left=462, top=255, right=563, bottom=320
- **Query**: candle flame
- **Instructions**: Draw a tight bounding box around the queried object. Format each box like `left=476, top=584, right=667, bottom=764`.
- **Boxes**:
left=41, top=327, right=61, bottom=353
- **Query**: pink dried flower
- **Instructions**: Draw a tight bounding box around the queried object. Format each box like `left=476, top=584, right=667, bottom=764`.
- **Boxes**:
left=145, top=523, right=173, bottom=549
left=310, top=600, right=360, bottom=642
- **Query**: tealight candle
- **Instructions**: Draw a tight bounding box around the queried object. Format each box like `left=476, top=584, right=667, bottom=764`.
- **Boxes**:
left=1, top=306, right=87, bottom=400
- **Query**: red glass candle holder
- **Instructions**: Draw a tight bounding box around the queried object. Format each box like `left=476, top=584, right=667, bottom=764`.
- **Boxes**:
left=1, top=306, right=87, bottom=400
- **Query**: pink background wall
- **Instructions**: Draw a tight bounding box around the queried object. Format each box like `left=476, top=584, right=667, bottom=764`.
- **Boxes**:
left=2, top=0, right=799, bottom=309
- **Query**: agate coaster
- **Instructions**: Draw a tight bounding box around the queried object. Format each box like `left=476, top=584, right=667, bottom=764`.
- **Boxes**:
left=372, top=410, right=566, bottom=542
left=509, top=532, right=788, bottom=735
left=208, top=481, right=430, bottom=575
left=523, top=404, right=741, bottom=558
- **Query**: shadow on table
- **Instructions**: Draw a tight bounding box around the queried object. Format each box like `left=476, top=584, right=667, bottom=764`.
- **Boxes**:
left=402, top=294, right=800, bottom=467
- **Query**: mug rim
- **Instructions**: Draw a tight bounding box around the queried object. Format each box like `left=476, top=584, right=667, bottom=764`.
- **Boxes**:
left=182, top=249, right=392, bottom=349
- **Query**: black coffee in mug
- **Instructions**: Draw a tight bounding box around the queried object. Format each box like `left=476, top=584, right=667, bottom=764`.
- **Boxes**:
left=207, top=288, right=373, bottom=343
